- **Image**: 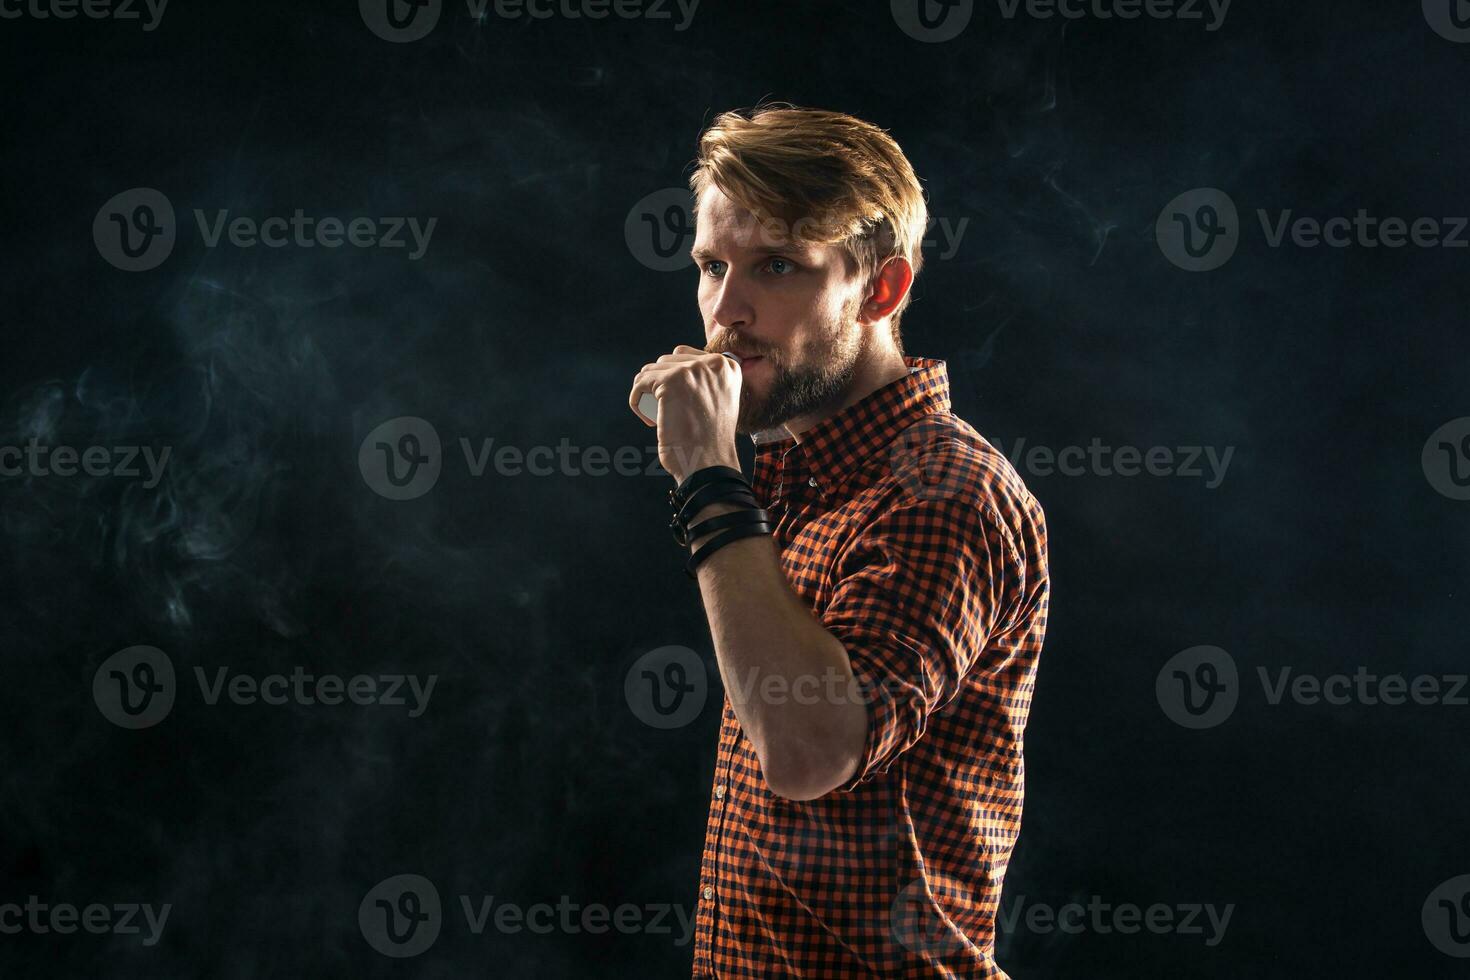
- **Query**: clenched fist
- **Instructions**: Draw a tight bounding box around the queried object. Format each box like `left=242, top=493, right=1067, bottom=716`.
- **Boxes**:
left=629, top=345, right=744, bottom=484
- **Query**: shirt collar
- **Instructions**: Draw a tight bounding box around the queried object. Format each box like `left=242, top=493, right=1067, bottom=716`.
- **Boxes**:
left=750, top=355, right=952, bottom=489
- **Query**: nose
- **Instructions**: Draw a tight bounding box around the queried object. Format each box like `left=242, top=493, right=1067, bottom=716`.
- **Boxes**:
left=706, top=270, right=754, bottom=335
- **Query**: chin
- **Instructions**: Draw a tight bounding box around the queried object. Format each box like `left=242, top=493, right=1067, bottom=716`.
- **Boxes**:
left=736, top=408, right=770, bottom=435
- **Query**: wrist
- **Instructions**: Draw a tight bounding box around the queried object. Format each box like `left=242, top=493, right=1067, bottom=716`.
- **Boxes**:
left=670, top=451, right=741, bottom=486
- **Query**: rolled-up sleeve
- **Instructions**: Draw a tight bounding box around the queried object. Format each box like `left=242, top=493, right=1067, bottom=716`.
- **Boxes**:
left=821, top=491, right=1017, bottom=794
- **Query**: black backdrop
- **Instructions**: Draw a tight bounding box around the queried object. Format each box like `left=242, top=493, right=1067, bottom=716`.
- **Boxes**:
left=2, top=0, right=1468, bottom=976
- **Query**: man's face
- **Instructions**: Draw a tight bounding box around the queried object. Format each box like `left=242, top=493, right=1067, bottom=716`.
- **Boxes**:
left=692, top=187, right=870, bottom=435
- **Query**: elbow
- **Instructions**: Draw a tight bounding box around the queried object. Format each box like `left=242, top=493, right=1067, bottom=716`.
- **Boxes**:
left=765, top=765, right=827, bottom=802
left=765, top=764, right=839, bottom=803
left=761, top=718, right=866, bottom=802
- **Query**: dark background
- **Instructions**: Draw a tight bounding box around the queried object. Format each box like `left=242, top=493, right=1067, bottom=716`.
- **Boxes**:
left=1, top=0, right=1467, bottom=976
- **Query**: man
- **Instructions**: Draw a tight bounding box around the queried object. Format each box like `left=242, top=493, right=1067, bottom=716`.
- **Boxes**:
left=629, top=104, right=1049, bottom=978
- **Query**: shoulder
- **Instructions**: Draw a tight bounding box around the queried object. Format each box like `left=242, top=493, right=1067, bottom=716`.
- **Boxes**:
left=879, top=411, right=1046, bottom=545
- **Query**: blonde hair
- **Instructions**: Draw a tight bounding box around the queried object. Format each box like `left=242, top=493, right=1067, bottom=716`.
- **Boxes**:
left=689, top=102, right=929, bottom=349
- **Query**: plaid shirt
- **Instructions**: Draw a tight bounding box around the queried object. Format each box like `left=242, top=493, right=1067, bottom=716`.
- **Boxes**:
left=690, top=355, right=1049, bottom=979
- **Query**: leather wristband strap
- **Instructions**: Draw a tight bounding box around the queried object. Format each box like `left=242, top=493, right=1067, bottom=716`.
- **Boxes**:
left=671, top=482, right=759, bottom=543
left=677, top=479, right=756, bottom=524
left=668, top=465, right=748, bottom=510
left=671, top=492, right=760, bottom=546
left=685, top=522, right=772, bottom=578
left=686, top=506, right=772, bottom=543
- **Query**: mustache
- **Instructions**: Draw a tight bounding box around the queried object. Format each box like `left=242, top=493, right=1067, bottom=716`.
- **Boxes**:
left=707, top=338, right=773, bottom=359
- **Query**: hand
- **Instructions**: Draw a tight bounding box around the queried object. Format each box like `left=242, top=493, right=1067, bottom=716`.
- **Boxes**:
left=629, top=345, right=743, bottom=483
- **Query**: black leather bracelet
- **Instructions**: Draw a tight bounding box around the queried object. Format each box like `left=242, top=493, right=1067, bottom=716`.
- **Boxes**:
left=686, top=506, right=772, bottom=543
left=673, top=476, right=752, bottom=520
left=671, top=481, right=759, bottom=544
left=685, top=522, right=772, bottom=578
left=671, top=493, right=759, bottom=546
left=668, top=465, right=748, bottom=510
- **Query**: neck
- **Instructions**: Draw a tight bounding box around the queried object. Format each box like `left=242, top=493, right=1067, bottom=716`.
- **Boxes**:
left=785, top=344, right=910, bottom=441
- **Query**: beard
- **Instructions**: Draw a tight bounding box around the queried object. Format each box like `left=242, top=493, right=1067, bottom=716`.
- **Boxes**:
left=737, top=355, right=858, bottom=434
left=734, top=300, right=867, bottom=435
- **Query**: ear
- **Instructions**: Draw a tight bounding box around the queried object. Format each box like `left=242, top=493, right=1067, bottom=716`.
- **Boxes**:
left=857, top=257, right=914, bottom=323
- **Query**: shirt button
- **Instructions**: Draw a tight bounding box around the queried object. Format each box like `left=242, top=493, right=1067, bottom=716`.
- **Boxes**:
left=714, top=785, right=725, bottom=799
left=702, top=885, right=714, bottom=901
left=808, top=476, right=819, bottom=488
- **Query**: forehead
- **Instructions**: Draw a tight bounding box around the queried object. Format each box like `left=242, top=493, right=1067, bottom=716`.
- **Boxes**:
left=693, top=186, right=820, bottom=255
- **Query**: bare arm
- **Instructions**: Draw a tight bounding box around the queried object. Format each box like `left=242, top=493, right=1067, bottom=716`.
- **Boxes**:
left=685, top=498, right=868, bottom=802
left=629, top=346, right=866, bottom=799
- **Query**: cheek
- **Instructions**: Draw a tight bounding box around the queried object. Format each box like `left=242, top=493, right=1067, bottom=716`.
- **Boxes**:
left=825, top=282, right=860, bottom=318
left=696, top=290, right=717, bottom=329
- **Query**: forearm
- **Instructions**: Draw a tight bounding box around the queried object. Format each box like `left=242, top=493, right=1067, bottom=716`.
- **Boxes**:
left=686, top=500, right=866, bottom=800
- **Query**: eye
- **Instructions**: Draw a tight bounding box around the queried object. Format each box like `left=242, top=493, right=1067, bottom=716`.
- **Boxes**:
left=699, top=257, right=797, bottom=278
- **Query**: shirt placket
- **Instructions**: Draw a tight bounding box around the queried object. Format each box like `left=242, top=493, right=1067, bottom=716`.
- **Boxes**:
left=694, top=698, right=740, bottom=978
left=779, top=444, right=832, bottom=521
left=695, top=447, right=789, bottom=978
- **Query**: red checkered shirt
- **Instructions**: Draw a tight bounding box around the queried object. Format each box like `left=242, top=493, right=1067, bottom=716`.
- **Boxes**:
left=690, top=355, right=1050, bottom=979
